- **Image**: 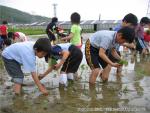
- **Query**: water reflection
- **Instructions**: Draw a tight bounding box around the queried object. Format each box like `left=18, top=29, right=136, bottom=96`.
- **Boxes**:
left=0, top=34, right=150, bottom=113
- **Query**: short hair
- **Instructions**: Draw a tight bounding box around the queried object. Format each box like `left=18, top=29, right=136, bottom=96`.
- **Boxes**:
left=33, top=38, right=51, bottom=52
left=71, top=12, right=80, bottom=24
left=2, top=20, right=8, bottom=24
left=4, top=39, right=12, bottom=46
left=122, top=13, right=138, bottom=26
left=7, top=32, right=14, bottom=39
left=117, top=26, right=135, bottom=43
left=51, top=17, right=58, bottom=23
left=140, top=17, right=150, bottom=24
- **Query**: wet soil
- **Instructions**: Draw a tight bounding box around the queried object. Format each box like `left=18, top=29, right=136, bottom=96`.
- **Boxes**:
left=0, top=33, right=150, bottom=113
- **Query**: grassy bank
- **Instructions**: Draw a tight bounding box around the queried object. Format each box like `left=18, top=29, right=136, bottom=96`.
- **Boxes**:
left=8, top=27, right=94, bottom=36
left=8, top=27, right=46, bottom=35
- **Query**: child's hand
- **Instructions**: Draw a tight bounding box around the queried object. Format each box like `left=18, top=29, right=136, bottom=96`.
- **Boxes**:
left=142, top=48, right=148, bottom=55
left=111, top=63, right=122, bottom=68
left=54, top=63, right=62, bottom=70
left=38, top=74, right=45, bottom=80
left=61, top=37, right=68, bottom=42
left=40, top=84, right=48, bottom=96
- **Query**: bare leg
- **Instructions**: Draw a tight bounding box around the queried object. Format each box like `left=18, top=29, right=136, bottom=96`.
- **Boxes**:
left=101, top=65, right=111, bottom=82
left=13, top=83, right=22, bottom=95
left=116, top=66, right=122, bottom=76
left=89, top=68, right=102, bottom=84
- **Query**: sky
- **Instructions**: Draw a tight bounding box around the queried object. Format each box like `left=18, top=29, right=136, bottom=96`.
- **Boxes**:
left=0, top=0, right=149, bottom=21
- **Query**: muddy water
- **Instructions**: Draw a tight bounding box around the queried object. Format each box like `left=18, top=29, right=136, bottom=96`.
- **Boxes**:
left=0, top=34, right=150, bottom=113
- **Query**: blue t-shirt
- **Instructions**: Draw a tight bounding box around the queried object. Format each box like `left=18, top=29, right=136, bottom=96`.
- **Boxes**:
left=2, top=41, right=36, bottom=72
left=51, top=43, right=71, bottom=60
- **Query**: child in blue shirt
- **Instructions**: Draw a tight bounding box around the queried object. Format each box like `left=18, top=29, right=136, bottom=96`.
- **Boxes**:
left=38, top=43, right=83, bottom=86
left=2, top=38, right=51, bottom=95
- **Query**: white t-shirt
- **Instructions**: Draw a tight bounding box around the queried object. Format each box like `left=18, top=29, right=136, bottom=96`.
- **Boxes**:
left=57, top=43, right=71, bottom=51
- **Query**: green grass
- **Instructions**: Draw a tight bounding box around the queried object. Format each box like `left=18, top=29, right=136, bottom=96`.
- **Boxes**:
left=8, top=27, right=95, bottom=36
left=8, top=27, right=46, bottom=35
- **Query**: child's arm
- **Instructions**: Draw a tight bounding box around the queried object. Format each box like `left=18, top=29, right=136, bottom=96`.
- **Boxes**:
left=49, top=29, right=55, bottom=34
left=31, top=72, right=48, bottom=95
left=38, top=66, right=54, bottom=80
left=123, top=43, right=136, bottom=49
left=61, top=32, right=74, bottom=41
left=54, top=50, right=70, bottom=70
left=99, top=48, right=121, bottom=68
left=111, top=48, right=121, bottom=60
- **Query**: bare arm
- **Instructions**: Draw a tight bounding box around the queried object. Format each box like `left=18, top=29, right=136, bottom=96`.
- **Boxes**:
left=31, top=72, right=48, bottom=95
left=44, top=66, right=54, bottom=76
left=111, top=48, right=121, bottom=60
left=123, top=42, right=136, bottom=49
left=61, top=32, right=74, bottom=41
left=39, top=50, right=70, bottom=79
left=54, top=50, right=70, bottom=70
left=38, top=66, right=54, bottom=80
left=49, top=29, right=54, bottom=34
left=99, top=48, right=121, bottom=68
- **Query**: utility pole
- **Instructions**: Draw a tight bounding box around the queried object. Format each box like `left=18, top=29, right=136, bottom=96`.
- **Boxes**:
left=146, top=0, right=150, bottom=17
left=99, top=13, right=101, bottom=21
left=52, top=3, right=57, bottom=17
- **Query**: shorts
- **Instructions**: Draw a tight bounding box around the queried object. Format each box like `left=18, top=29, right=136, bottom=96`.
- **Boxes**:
left=47, top=33, right=56, bottom=41
left=0, top=37, right=4, bottom=49
left=135, top=37, right=147, bottom=53
left=61, top=45, right=83, bottom=73
left=85, top=39, right=107, bottom=69
left=2, top=57, right=24, bottom=84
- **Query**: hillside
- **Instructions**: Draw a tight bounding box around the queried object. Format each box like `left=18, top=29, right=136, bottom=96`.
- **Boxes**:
left=0, top=5, right=51, bottom=24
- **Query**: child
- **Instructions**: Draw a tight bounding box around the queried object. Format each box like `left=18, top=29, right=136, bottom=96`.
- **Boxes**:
left=8, top=32, right=28, bottom=43
left=2, top=38, right=51, bottom=95
left=0, top=20, right=8, bottom=49
left=4, top=38, right=12, bottom=47
left=135, top=17, right=150, bottom=55
left=46, top=17, right=58, bottom=44
left=144, top=30, right=150, bottom=54
left=113, top=13, right=138, bottom=31
left=109, top=13, right=138, bottom=75
left=85, top=27, right=135, bottom=84
left=38, top=43, right=83, bottom=85
left=61, top=12, right=82, bottom=49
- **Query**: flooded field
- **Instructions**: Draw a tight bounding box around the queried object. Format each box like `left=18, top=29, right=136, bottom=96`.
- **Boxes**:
left=0, top=34, right=150, bottom=113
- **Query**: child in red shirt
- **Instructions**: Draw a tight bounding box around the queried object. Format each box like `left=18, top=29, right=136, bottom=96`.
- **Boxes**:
left=144, top=30, right=150, bottom=54
left=0, top=21, right=8, bottom=49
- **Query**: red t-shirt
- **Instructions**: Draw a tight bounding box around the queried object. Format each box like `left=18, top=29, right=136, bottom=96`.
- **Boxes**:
left=144, top=32, right=150, bottom=42
left=0, top=25, right=7, bottom=35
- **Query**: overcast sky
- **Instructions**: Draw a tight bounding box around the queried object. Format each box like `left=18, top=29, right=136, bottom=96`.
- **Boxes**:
left=0, top=0, right=149, bottom=21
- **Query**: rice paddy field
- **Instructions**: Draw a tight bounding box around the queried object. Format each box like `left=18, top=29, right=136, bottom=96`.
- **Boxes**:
left=0, top=33, right=150, bottom=113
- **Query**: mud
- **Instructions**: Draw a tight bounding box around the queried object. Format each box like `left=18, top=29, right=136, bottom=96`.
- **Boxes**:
left=0, top=33, right=150, bottom=113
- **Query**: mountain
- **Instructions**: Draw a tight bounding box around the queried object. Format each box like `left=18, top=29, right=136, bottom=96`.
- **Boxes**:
left=0, top=5, right=51, bottom=24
